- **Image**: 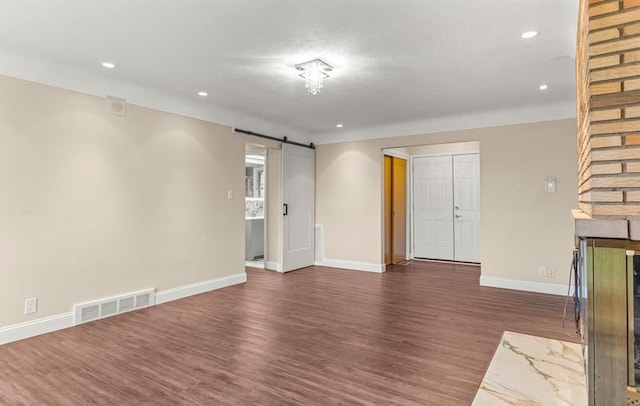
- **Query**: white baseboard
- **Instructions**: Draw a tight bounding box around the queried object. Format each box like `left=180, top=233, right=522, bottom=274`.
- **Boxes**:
left=315, top=224, right=325, bottom=263
left=0, top=312, right=74, bottom=346
left=480, top=276, right=572, bottom=296
left=315, top=259, right=386, bottom=273
left=265, top=261, right=282, bottom=272
left=0, top=272, right=247, bottom=346
left=155, top=272, right=247, bottom=305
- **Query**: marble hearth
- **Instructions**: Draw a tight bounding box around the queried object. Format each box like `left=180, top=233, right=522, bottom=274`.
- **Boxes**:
left=472, top=331, right=586, bottom=406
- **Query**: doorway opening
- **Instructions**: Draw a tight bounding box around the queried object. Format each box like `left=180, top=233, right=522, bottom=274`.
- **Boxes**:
left=383, top=154, right=407, bottom=265
left=242, top=140, right=315, bottom=274
left=245, top=145, right=266, bottom=269
left=383, top=141, right=480, bottom=265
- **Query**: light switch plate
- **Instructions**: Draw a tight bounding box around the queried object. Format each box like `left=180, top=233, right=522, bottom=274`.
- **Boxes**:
left=544, top=178, right=556, bottom=193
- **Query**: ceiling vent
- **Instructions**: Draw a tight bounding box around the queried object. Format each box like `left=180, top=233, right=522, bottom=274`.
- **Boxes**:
left=73, top=288, right=155, bottom=325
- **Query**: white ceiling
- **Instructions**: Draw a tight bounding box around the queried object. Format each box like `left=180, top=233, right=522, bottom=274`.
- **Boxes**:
left=0, top=0, right=578, bottom=144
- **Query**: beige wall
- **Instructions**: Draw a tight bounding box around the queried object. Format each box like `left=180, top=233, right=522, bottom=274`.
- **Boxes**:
left=316, top=119, right=578, bottom=285
left=0, top=75, right=246, bottom=327
left=266, top=148, right=282, bottom=267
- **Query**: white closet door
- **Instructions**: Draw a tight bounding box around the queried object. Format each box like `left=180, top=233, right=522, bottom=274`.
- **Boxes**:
left=453, top=154, right=480, bottom=262
left=282, top=143, right=315, bottom=272
left=413, top=156, right=454, bottom=260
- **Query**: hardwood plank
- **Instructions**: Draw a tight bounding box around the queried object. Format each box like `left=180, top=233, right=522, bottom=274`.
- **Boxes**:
left=0, top=264, right=578, bottom=405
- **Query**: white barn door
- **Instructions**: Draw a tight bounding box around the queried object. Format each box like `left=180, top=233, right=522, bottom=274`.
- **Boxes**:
left=282, top=143, right=315, bottom=272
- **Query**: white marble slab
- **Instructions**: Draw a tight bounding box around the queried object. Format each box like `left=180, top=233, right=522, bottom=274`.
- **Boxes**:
left=471, top=331, right=587, bottom=406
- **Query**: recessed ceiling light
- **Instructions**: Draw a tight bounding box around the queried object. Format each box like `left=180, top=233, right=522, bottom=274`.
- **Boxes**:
left=198, top=91, right=208, bottom=97
left=521, top=31, right=538, bottom=39
left=336, top=124, right=344, bottom=128
left=101, top=62, right=116, bottom=69
left=539, top=84, right=548, bottom=90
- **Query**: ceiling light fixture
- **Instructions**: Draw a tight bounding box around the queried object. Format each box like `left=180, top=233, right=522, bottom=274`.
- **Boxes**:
left=521, top=31, right=538, bottom=39
left=198, top=91, right=208, bottom=96
left=101, top=62, right=116, bottom=69
left=295, top=59, right=333, bottom=95
left=336, top=124, right=344, bottom=128
left=539, top=84, right=548, bottom=90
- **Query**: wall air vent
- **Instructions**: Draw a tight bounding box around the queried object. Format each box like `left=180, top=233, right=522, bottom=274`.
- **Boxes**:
left=106, top=96, right=127, bottom=116
left=73, top=288, right=155, bottom=325
left=119, top=296, right=134, bottom=312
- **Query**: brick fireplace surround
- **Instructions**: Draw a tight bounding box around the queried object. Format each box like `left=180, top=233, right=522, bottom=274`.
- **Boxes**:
left=575, top=0, right=640, bottom=238
left=574, top=1, right=640, bottom=404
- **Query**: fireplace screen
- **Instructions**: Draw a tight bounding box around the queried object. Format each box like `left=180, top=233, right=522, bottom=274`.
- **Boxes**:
left=633, top=256, right=640, bottom=387
left=578, top=238, right=640, bottom=404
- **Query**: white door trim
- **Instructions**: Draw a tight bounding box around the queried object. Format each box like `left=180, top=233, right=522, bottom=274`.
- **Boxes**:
left=383, top=149, right=411, bottom=160
left=411, top=151, right=479, bottom=158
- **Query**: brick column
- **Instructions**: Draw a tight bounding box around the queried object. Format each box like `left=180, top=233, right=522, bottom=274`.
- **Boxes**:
left=578, top=0, right=640, bottom=217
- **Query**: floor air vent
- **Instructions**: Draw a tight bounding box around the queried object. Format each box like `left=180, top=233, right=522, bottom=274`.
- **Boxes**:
left=73, top=288, right=155, bottom=325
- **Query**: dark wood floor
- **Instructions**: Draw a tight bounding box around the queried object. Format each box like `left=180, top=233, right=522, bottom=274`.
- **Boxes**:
left=0, top=261, right=578, bottom=405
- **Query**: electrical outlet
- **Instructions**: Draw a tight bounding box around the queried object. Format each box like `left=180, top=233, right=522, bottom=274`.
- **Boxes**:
left=538, top=266, right=547, bottom=277
left=547, top=267, right=556, bottom=278
left=24, top=298, right=37, bottom=314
